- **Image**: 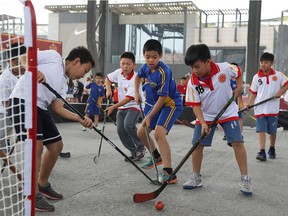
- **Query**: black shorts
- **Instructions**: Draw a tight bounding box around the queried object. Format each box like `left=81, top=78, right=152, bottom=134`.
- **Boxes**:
left=37, top=107, right=62, bottom=145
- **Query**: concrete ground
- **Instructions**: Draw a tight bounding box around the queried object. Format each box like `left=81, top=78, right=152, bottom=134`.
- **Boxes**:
left=36, top=122, right=288, bottom=216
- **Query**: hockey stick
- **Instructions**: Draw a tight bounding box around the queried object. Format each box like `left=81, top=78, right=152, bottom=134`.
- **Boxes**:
left=239, top=96, right=276, bottom=112
left=42, top=82, right=161, bottom=185
left=0, top=149, right=22, bottom=181
left=59, top=152, right=71, bottom=158
left=98, top=104, right=117, bottom=126
left=139, top=103, right=160, bottom=180
left=94, top=99, right=110, bottom=162
left=133, top=95, right=235, bottom=203
left=1, top=146, right=15, bottom=174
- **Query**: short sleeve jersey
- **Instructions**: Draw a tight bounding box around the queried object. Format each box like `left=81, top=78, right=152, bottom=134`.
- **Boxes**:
left=10, top=50, right=67, bottom=110
left=185, top=62, right=240, bottom=123
left=86, top=82, right=105, bottom=104
left=249, top=69, right=288, bottom=117
left=137, top=61, right=182, bottom=107
left=106, top=68, right=142, bottom=111
left=0, top=66, right=19, bottom=113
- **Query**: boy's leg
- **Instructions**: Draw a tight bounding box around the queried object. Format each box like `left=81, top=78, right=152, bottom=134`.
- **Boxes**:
left=231, top=142, right=248, bottom=175
left=38, top=140, right=63, bottom=187
left=123, top=109, right=145, bottom=160
left=116, top=110, right=137, bottom=159
left=256, top=117, right=268, bottom=161
left=154, top=126, right=171, bottom=167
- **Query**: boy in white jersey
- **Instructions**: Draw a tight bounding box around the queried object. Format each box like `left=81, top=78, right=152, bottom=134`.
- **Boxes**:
left=105, top=52, right=146, bottom=162
left=247, top=52, right=288, bottom=161
left=10, top=46, right=94, bottom=212
left=0, top=43, right=26, bottom=151
left=184, top=44, right=252, bottom=195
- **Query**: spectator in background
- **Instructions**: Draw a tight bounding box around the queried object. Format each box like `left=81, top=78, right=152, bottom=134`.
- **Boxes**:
left=113, top=83, right=118, bottom=104
left=75, top=79, right=84, bottom=103
left=177, top=76, right=187, bottom=106
left=82, top=76, right=92, bottom=103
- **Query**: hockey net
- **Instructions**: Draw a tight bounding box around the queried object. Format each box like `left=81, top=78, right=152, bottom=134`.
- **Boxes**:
left=0, top=0, right=37, bottom=215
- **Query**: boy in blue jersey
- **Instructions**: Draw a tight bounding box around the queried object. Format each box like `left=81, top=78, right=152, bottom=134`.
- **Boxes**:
left=83, top=72, right=105, bottom=131
left=135, top=39, right=183, bottom=184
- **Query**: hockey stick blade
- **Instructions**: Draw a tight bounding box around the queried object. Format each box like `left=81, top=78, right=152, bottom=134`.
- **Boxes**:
left=59, top=152, right=71, bottom=158
left=134, top=96, right=235, bottom=203
left=42, top=82, right=161, bottom=185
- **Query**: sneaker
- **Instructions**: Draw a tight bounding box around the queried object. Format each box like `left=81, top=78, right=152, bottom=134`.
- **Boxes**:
left=223, top=135, right=227, bottom=140
left=134, top=151, right=145, bottom=161
left=239, top=176, right=252, bottom=196
left=183, top=173, right=203, bottom=189
left=95, top=126, right=101, bottom=132
left=39, top=182, right=63, bottom=200
left=256, top=151, right=267, bottom=161
left=124, top=153, right=136, bottom=162
left=141, top=156, right=163, bottom=170
left=267, top=148, right=276, bottom=159
left=156, top=170, right=178, bottom=184
left=82, top=127, right=87, bottom=131
left=35, top=193, right=55, bottom=212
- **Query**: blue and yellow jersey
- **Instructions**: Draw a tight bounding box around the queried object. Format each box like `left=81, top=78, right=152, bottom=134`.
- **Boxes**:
left=86, top=82, right=105, bottom=104
left=138, top=61, right=182, bottom=107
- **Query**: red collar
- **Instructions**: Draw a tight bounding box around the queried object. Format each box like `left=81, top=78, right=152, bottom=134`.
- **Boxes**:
left=190, top=61, right=220, bottom=91
left=257, top=69, right=275, bottom=77
left=121, top=70, right=134, bottom=80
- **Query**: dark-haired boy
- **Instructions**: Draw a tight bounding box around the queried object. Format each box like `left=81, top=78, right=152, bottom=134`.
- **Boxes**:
left=82, top=72, right=105, bottom=131
left=135, top=39, right=183, bottom=184
left=10, top=46, right=95, bottom=211
left=184, top=44, right=252, bottom=195
left=105, top=52, right=146, bottom=162
left=247, top=52, right=288, bottom=161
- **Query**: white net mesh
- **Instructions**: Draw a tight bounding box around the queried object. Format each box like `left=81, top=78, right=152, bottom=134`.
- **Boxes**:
left=0, top=2, right=34, bottom=215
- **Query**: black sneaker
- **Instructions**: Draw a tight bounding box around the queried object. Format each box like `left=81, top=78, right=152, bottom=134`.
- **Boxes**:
left=124, top=153, right=136, bottom=162
left=35, top=193, right=55, bottom=212
left=134, top=151, right=145, bottom=161
left=267, top=148, right=276, bottom=159
left=39, top=182, right=63, bottom=200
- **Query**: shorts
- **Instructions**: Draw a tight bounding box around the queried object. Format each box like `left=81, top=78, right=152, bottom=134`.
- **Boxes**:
left=149, top=105, right=183, bottom=133
left=256, top=116, right=278, bottom=135
left=37, top=107, right=62, bottom=145
left=192, top=120, right=243, bottom=147
left=85, top=102, right=100, bottom=115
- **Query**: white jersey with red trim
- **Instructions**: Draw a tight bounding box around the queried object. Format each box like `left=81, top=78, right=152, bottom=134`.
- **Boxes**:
left=250, top=69, right=288, bottom=117
left=106, top=68, right=143, bottom=110
left=185, top=62, right=240, bottom=123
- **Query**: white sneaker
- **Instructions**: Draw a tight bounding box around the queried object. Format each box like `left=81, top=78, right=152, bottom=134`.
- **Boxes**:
left=183, top=173, right=202, bottom=189
left=82, top=127, right=87, bottom=131
left=239, top=176, right=252, bottom=196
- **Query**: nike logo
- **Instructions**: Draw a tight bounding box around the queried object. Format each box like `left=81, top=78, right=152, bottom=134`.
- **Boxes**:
left=74, top=29, right=87, bottom=35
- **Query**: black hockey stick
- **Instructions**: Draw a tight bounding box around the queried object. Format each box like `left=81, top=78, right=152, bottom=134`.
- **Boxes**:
left=238, top=96, right=275, bottom=112
left=59, top=152, right=71, bottom=158
left=43, top=82, right=160, bottom=185
left=1, top=146, right=15, bottom=174
left=94, top=99, right=110, bottom=162
left=0, top=149, right=22, bottom=181
left=133, top=95, right=235, bottom=203
left=139, top=103, right=160, bottom=180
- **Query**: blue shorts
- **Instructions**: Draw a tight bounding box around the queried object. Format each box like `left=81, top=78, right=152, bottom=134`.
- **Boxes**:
left=192, top=120, right=243, bottom=147
left=85, top=102, right=100, bottom=115
left=149, top=105, right=182, bottom=133
left=256, top=116, right=278, bottom=134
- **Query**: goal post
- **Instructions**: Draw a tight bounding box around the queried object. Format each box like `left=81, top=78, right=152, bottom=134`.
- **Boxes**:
left=0, top=0, right=37, bottom=215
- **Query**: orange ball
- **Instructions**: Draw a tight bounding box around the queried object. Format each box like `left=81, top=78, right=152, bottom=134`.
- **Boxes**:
left=154, top=200, right=165, bottom=211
